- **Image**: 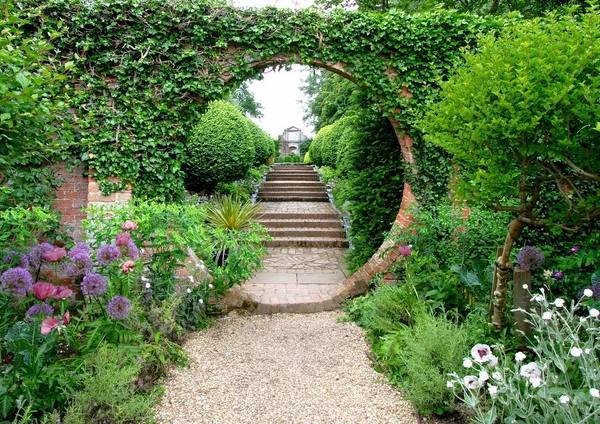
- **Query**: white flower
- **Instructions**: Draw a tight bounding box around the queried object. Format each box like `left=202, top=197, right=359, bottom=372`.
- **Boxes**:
left=471, top=344, right=494, bottom=363
left=488, top=385, right=498, bottom=396
left=463, top=375, right=482, bottom=390
left=570, top=347, right=583, bottom=357
left=463, top=358, right=473, bottom=368
left=208, top=283, right=214, bottom=289
left=590, top=388, right=600, bottom=398
left=543, top=269, right=553, bottom=279
left=532, top=294, right=545, bottom=303
left=522, top=284, right=529, bottom=290
left=479, top=370, right=490, bottom=382
left=580, top=316, right=587, bottom=322
left=554, top=298, right=565, bottom=308
left=559, top=395, right=570, bottom=404
left=585, top=348, right=591, bottom=354
left=198, top=298, right=204, bottom=304
left=446, top=381, right=455, bottom=388
left=584, top=289, right=593, bottom=298
left=188, top=275, right=194, bottom=283
left=145, top=282, right=151, bottom=289
left=589, top=308, right=599, bottom=318
left=186, top=288, right=192, bottom=294
left=141, top=276, right=149, bottom=282
left=530, top=377, right=542, bottom=388
left=542, top=311, right=553, bottom=320
left=488, top=355, right=498, bottom=367
left=515, top=352, right=526, bottom=362
left=520, top=362, right=541, bottom=380
left=492, top=372, right=502, bottom=381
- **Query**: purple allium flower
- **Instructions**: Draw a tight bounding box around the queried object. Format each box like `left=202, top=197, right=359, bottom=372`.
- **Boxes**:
left=106, top=295, right=132, bottom=320
left=115, top=232, right=132, bottom=247
left=123, top=240, right=139, bottom=260
left=26, top=303, right=54, bottom=320
left=0, top=267, right=33, bottom=297
left=67, top=246, right=93, bottom=277
left=2, top=250, right=18, bottom=265
left=97, top=244, right=120, bottom=265
left=81, top=273, right=108, bottom=296
left=25, top=242, right=54, bottom=269
left=42, top=246, right=67, bottom=263
left=552, top=270, right=565, bottom=281
left=516, top=246, right=545, bottom=271
left=570, top=245, right=580, bottom=254
left=398, top=245, right=412, bottom=257
left=71, top=242, right=91, bottom=254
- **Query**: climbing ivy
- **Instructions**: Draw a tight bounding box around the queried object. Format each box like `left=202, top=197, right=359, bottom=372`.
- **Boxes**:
left=18, top=0, right=505, bottom=201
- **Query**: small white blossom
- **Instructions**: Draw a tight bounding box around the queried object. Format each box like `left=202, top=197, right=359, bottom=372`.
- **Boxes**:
left=188, top=275, right=195, bottom=283
left=583, top=289, right=593, bottom=298
left=488, top=385, right=498, bottom=396
left=515, top=352, right=526, bottom=362
left=543, top=269, right=553, bottom=279
left=446, top=381, right=455, bottom=388
left=570, top=347, right=583, bottom=357
left=198, top=298, right=204, bottom=304
left=580, top=316, right=587, bottom=322
left=559, top=395, right=570, bottom=404
left=141, top=276, right=149, bottom=282
left=522, top=284, right=529, bottom=289
left=590, top=388, right=600, bottom=398
left=463, top=375, right=482, bottom=390
left=520, top=362, right=541, bottom=380
left=208, top=284, right=214, bottom=289
left=488, top=355, right=498, bottom=367
left=145, top=282, right=151, bottom=289
left=492, top=372, right=502, bottom=381
left=530, top=377, right=542, bottom=388
left=589, top=308, right=599, bottom=318
left=479, top=370, right=490, bottom=382
left=532, top=294, right=545, bottom=303
left=585, top=348, right=591, bottom=354
left=471, top=344, right=493, bottom=363
left=554, top=298, right=565, bottom=308
left=542, top=311, right=553, bottom=320
left=463, top=358, right=473, bottom=368
left=186, top=288, right=192, bottom=294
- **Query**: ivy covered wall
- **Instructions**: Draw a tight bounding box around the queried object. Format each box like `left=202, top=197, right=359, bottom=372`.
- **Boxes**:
left=21, top=0, right=503, bottom=201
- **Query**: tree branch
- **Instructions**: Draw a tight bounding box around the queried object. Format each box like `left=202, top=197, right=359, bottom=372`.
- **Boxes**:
left=564, top=157, right=600, bottom=181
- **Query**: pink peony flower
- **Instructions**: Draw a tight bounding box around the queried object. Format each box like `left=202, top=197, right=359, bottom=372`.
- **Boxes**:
left=41, top=246, right=67, bottom=263
left=32, top=282, right=58, bottom=301
left=41, top=317, right=61, bottom=335
left=63, top=311, right=70, bottom=325
left=121, top=220, right=138, bottom=231
left=115, top=232, right=132, bottom=247
left=51, top=286, right=73, bottom=300
left=121, top=260, right=135, bottom=273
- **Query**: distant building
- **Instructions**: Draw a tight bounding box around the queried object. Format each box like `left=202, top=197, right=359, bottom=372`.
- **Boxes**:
left=278, top=126, right=308, bottom=156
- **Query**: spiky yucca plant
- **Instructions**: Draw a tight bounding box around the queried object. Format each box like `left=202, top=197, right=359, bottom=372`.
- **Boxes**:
left=204, top=194, right=261, bottom=231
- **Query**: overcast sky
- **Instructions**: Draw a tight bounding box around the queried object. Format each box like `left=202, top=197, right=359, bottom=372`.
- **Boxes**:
left=231, top=0, right=316, bottom=138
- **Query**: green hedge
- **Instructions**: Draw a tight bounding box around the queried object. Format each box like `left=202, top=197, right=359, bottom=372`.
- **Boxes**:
left=244, top=120, right=274, bottom=167
left=185, top=101, right=256, bottom=190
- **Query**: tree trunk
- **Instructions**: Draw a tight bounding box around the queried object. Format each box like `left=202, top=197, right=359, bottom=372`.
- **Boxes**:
left=492, top=218, right=525, bottom=329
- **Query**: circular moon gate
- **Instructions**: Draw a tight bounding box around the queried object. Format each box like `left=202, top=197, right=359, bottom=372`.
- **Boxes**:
left=33, top=0, right=491, bottom=295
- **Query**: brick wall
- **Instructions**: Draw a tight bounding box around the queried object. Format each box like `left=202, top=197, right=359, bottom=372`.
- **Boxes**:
left=51, top=163, right=132, bottom=239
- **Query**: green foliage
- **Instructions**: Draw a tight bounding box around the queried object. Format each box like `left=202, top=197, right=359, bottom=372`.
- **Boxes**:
left=63, top=345, right=160, bottom=424
left=204, top=194, right=262, bottom=231
left=215, top=165, right=269, bottom=202
left=244, top=120, right=274, bottom=167
left=421, top=11, right=600, bottom=230
left=185, top=101, right=256, bottom=191
left=230, top=82, right=263, bottom=118
left=277, top=155, right=302, bottom=163
left=0, top=2, right=71, bottom=208
left=0, top=206, right=60, bottom=270
left=17, top=0, right=499, bottom=199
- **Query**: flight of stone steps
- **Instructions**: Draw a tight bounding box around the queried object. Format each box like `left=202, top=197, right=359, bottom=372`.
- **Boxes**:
left=257, top=165, right=349, bottom=248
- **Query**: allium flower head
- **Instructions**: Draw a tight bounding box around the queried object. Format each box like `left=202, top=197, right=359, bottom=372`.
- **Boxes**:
left=552, top=270, right=564, bottom=281
left=0, top=267, right=33, bottom=297
left=24, top=242, right=54, bottom=269
left=516, top=246, right=544, bottom=271
left=123, top=240, right=139, bottom=260
left=97, top=244, right=120, bottom=265
left=121, top=220, right=138, bottom=231
left=107, top=295, right=132, bottom=320
left=42, top=246, right=67, bottom=263
left=26, top=303, right=54, bottom=320
left=81, top=273, right=108, bottom=296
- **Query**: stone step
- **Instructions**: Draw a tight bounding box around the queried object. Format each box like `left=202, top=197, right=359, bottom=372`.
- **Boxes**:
left=272, top=165, right=314, bottom=170
left=258, top=186, right=325, bottom=193
left=258, top=212, right=341, bottom=220
left=268, top=228, right=346, bottom=238
left=257, top=219, right=342, bottom=228
left=266, top=237, right=349, bottom=248
left=258, top=190, right=327, bottom=197
left=262, top=181, right=325, bottom=188
left=268, top=170, right=317, bottom=175
left=257, top=195, right=329, bottom=202
left=266, top=175, right=320, bottom=181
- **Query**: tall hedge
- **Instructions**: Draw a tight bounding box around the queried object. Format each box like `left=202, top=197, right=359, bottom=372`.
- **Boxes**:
left=244, top=120, right=275, bottom=167
left=185, top=101, right=255, bottom=190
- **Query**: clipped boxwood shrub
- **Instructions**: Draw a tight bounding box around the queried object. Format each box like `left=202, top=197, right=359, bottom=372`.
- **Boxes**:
left=185, top=101, right=255, bottom=190
left=245, top=120, right=274, bottom=167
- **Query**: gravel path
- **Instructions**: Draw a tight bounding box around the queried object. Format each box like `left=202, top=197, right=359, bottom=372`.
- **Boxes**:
left=155, top=311, right=419, bottom=424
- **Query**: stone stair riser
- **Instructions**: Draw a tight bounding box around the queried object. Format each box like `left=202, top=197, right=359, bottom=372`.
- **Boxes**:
left=268, top=229, right=346, bottom=238
left=266, top=239, right=349, bottom=248
left=258, top=197, right=329, bottom=202
left=258, top=212, right=340, bottom=220
left=258, top=220, right=342, bottom=228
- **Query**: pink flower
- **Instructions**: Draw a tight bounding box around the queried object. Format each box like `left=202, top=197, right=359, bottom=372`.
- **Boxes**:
left=398, top=245, right=412, bottom=257
left=41, top=246, right=67, bottom=263
left=115, top=232, right=132, bottom=247
left=51, top=286, right=73, bottom=300
left=32, top=282, right=58, bottom=301
left=41, top=312, right=70, bottom=335
left=121, top=260, right=135, bottom=273
left=471, top=344, right=493, bottom=363
left=121, top=221, right=138, bottom=231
